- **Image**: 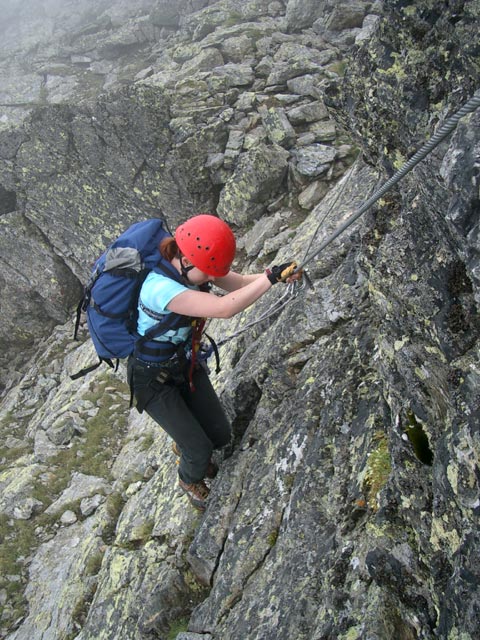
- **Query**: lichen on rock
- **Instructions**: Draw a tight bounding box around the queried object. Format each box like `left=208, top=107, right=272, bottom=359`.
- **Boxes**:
left=0, top=1, right=479, bottom=639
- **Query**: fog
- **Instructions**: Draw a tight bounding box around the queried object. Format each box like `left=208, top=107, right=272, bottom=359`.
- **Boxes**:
left=0, top=0, right=175, bottom=41
left=0, top=0, right=180, bottom=128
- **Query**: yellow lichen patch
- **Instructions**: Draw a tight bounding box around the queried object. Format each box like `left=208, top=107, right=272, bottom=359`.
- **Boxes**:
left=447, top=463, right=458, bottom=494
left=394, top=336, right=409, bottom=351
left=393, top=149, right=407, bottom=170
left=367, top=282, right=393, bottom=313
left=339, top=625, right=362, bottom=640
left=363, top=432, right=392, bottom=511
left=430, top=515, right=461, bottom=554
left=377, top=53, right=408, bottom=81
left=447, top=626, right=474, bottom=640
left=425, top=345, right=447, bottom=362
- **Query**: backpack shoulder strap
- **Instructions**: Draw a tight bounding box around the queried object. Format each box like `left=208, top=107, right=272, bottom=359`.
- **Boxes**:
left=153, top=259, right=184, bottom=283
left=136, top=310, right=191, bottom=348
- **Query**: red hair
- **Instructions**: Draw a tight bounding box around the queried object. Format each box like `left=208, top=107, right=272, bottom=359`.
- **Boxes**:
left=159, top=237, right=180, bottom=262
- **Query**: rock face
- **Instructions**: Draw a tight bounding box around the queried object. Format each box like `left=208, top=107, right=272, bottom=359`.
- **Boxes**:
left=0, top=1, right=479, bottom=640
left=0, top=0, right=362, bottom=394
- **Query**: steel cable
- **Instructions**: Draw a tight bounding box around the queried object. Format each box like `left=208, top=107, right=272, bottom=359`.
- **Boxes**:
left=213, top=90, right=480, bottom=348
left=296, top=90, right=480, bottom=272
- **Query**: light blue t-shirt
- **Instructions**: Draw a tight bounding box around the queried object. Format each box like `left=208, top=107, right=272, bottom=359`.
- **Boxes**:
left=137, top=271, right=194, bottom=344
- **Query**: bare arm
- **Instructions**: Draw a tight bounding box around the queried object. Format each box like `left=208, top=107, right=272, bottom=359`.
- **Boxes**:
left=214, top=270, right=264, bottom=292
left=218, top=263, right=302, bottom=292
left=167, top=273, right=272, bottom=319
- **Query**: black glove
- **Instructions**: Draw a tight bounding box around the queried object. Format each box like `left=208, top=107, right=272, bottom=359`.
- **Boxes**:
left=266, top=261, right=297, bottom=285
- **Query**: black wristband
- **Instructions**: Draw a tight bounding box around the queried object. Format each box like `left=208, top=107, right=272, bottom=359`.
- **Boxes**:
left=265, top=268, right=276, bottom=285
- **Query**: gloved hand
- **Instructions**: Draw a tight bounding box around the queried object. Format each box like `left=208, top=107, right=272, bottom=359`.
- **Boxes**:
left=266, top=261, right=298, bottom=285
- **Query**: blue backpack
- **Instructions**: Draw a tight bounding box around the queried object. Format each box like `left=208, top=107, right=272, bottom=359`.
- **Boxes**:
left=71, top=218, right=184, bottom=379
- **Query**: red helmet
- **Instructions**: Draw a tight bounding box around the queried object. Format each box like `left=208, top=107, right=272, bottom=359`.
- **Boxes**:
left=175, top=214, right=236, bottom=276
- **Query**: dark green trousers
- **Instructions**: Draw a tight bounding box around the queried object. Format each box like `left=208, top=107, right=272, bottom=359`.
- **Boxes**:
left=128, top=356, right=231, bottom=484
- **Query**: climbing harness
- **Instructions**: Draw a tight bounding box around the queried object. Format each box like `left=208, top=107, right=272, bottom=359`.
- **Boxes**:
left=214, top=89, right=480, bottom=348
left=188, top=318, right=220, bottom=390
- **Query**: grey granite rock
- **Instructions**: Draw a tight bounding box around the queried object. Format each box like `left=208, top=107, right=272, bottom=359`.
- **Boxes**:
left=1, top=2, right=479, bottom=640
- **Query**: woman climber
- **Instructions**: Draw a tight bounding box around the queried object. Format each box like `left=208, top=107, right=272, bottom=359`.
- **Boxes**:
left=127, top=213, right=300, bottom=511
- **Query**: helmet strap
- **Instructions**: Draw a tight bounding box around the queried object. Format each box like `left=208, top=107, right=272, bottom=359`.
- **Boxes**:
left=180, top=256, right=195, bottom=283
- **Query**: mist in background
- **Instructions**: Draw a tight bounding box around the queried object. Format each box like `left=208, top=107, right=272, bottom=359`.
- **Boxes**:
left=0, top=0, right=186, bottom=128
left=0, top=0, right=171, bottom=52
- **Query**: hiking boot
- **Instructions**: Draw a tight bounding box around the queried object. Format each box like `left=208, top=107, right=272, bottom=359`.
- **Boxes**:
left=178, top=479, right=210, bottom=512
left=172, top=442, right=219, bottom=480
left=205, top=460, right=219, bottom=480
